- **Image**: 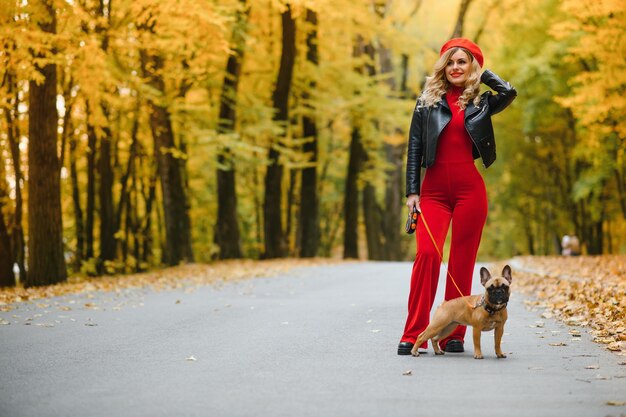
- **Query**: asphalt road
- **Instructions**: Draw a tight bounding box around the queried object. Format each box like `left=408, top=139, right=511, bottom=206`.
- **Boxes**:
left=1, top=262, right=625, bottom=417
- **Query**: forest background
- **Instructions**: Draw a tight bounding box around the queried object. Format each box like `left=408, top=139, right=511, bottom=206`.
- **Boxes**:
left=0, top=0, right=624, bottom=287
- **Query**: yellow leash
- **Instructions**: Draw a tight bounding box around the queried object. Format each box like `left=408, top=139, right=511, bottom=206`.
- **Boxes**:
left=418, top=209, right=476, bottom=309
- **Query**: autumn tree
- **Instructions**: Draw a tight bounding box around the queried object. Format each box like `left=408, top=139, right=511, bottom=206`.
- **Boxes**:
left=26, top=0, right=67, bottom=286
left=263, top=3, right=296, bottom=258
left=298, top=7, right=321, bottom=258
left=215, top=0, right=249, bottom=259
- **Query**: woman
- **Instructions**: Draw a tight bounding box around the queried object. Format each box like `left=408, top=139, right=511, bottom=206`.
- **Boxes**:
left=398, top=38, right=517, bottom=355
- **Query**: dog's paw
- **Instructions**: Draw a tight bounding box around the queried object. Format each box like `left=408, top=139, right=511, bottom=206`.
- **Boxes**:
left=434, top=350, right=445, bottom=356
left=474, top=354, right=484, bottom=360
left=411, top=350, right=420, bottom=357
left=497, top=353, right=507, bottom=359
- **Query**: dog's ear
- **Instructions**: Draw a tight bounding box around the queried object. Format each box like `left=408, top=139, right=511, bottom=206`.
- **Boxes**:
left=480, top=267, right=491, bottom=286
left=502, top=265, right=512, bottom=284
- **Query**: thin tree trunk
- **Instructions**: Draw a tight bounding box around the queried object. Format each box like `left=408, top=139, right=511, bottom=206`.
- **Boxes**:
left=263, top=4, right=296, bottom=258
left=4, top=70, right=26, bottom=283
left=362, top=184, right=385, bottom=260
left=0, top=174, right=15, bottom=287
left=450, top=0, right=474, bottom=38
left=85, top=102, right=96, bottom=260
left=26, top=0, right=67, bottom=286
left=343, top=36, right=369, bottom=259
left=343, top=125, right=364, bottom=259
left=114, top=98, right=140, bottom=255
left=473, top=0, right=498, bottom=44
left=131, top=166, right=141, bottom=271
left=59, top=74, right=83, bottom=270
left=141, top=169, right=158, bottom=266
left=287, top=168, right=298, bottom=255
left=299, top=8, right=320, bottom=258
left=359, top=41, right=386, bottom=260
left=69, top=123, right=84, bottom=270
left=215, top=0, right=249, bottom=259
left=141, top=49, right=194, bottom=265
left=99, top=116, right=116, bottom=264
left=377, top=3, right=404, bottom=260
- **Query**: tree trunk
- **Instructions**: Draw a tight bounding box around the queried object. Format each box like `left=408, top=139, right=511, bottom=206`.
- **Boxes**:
left=4, top=70, right=26, bottom=283
left=376, top=6, right=404, bottom=261
left=263, top=4, right=296, bottom=258
left=85, top=103, right=96, bottom=260
left=362, top=183, right=386, bottom=260
left=141, top=170, right=158, bottom=266
left=115, top=98, right=140, bottom=259
left=0, top=216, right=14, bottom=287
left=26, top=0, right=67, bottom=286
left=143, top=53, right=194, bottom=265
left=343, top=36, right=371, bottom=260
left=98, top=119, right=116, bottom=264
left=358, top=40, right=388, bottom=260
left=382, top=143, right=404, bottom=260
left=215, top=0, right=249, bottom=259
left=69, top=126, right=84, bottom=269
left=450, top=0, right=474, bottom=38
left=0, top=175, right=15, bottom=287
left=343, top=126, right=364, bottom=259
left=299, top=8, right=320, bottom=258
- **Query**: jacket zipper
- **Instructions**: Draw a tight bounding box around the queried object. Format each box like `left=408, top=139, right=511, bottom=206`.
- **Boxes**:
left=465, top=100, right=488, bottom=167
left=425, top=107, right=431, bottom=166
left=465, top=123, right=486, bottom=168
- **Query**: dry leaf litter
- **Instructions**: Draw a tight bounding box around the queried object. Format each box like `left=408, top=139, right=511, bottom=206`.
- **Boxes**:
left=0, top=258, right=344, bottom=312
left=499, top=256, right=626, bottom=355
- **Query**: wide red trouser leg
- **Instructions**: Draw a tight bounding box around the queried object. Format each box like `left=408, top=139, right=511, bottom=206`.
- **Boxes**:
left=438, top=164, right=488, bottom=349
left=401, top=162, right=487, bottom=350
left=400, top=193, right=451, bottom=348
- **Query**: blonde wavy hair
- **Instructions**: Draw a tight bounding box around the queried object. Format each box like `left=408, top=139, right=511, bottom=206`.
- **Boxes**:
left=418, top=47, right=482, bottom=110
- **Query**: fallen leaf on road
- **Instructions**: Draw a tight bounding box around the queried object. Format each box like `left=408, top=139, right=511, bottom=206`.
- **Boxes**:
left=185, top=356, right=197, bottom=361
left=584, top=365, right=600, bottom=369
left=594, top=337, right=616, bottom=344
left=402, top=370, right=412, bottom=376
left=371, top=329, right=381, bottom=333
left=84, top=319, right=97, bottom=326
left=175, top=300, right=181, bottom=304
left=607, top=342, right=625, bottom=351
left=549, top=342, right=567, bottom=346
left=606, top=401, right=626, bottom=406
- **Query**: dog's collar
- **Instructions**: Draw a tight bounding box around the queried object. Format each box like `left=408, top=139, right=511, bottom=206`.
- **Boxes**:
left=475, top=296, right=507, bottom=315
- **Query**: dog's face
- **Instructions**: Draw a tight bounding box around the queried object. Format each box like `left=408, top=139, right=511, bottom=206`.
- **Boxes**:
left=480, top=265, right=512, bottom=306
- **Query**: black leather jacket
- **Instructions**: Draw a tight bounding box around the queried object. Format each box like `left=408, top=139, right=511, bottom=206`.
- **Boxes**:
left=406, top=69, right=517, bottom=196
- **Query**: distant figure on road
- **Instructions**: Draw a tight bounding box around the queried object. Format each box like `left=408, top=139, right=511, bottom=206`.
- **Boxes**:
left=398, top=38, right=517, bottom=356
left=561, top=235, right=581, bottom=256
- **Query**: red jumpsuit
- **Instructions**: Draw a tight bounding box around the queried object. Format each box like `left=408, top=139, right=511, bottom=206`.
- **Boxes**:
left=400, top=86, right=489, bottom=350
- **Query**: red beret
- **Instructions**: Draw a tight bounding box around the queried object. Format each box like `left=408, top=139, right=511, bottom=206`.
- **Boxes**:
left=440, top=38, right=484, bottom=68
